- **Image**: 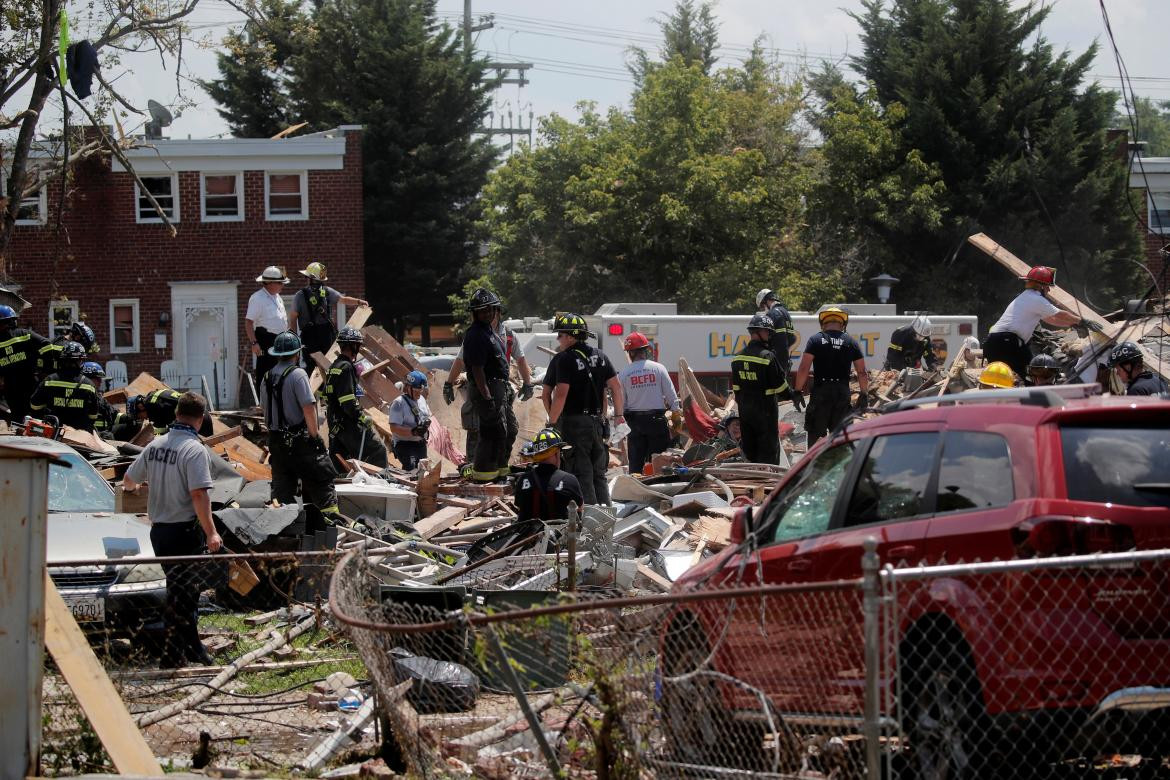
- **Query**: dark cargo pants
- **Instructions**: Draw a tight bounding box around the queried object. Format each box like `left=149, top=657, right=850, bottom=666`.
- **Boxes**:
left=560, top=413, right=609, bottom=505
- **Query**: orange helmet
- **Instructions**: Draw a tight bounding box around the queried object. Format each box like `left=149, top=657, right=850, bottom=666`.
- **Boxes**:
left=624, top=332, right=651, bottom=351
left=1020, top=266, right=1055, bottom=286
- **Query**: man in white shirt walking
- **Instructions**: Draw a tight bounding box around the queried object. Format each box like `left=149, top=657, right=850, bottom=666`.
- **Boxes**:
left=617, top=332, right=680, bottom=475
left=982, top=265, right=1083, bottom=381
left=245, top=266, right=290, bottom=390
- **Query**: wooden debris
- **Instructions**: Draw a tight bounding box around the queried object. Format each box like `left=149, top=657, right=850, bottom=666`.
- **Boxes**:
left=414, top=505, right=467, bottom=540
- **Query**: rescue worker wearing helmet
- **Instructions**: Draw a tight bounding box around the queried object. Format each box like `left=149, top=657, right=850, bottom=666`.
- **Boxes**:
left=732, top=314, right=803, bottom=464
left=514, top=428, right=583, bottom=523
left=29, top=341, right=100, bottom=431
left=1025, top=353, right=1061, bottom=387
left=1108, top=341, right=1168, bottom=396
left=794, top=307, right=869, bottom=446
left=0, top=303, right=51, bottom=422
left=977, top=361, right=1017, bottom=389
left=246, top=265, right=290, bottom=387
left=286, top=262, right=368, bottom=368
left=261, top=331, right=341, bottom=523
left=983, top=266, right=1085, bottom=380
left=38, top=320, right=99, bottom=377
left=461, top=289, right=514, bottom=482
left=81, top=362, right=119, bottom=437
left=120, top=388, right=215, bottom=439
left=324, top=326, right=388, bottom=468
left=543, top=313, right=625, bottom=504
left=755, top=289, right=797, bottom=368
left=885, top=315, right=940, bottom=372
left=387, top=370, right=432, bottom=470
left=617, top=331, right=680, bottom=475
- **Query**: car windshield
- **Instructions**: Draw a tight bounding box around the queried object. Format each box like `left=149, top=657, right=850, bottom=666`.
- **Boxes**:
left=1061, top=425, right=1170, bottom=509
left=48, top=451, right=116, bottom=513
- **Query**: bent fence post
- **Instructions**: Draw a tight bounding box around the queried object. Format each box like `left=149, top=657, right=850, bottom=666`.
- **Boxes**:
left=862, top=537, right=881, bottom=780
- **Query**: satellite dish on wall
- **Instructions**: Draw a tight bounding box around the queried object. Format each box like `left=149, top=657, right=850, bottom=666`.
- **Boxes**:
left=145, top=99, right=173, bottom=139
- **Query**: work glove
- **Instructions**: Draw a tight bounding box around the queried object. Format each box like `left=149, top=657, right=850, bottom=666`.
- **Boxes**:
left=518, top=383, right=535, bottom=402
left=855, top=393, right=870, bottom=413
left=442, top=382, right=455, bottom=405
left=1081, top=319, right=1106, bottom=334
left=790, top=388, right=805, bottom=412
left=1073, top=322, right=1090, bottom=339
left=410, top=425, right=426, bottom=438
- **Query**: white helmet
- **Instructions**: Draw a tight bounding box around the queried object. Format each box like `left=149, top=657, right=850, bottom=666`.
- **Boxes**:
left=755, top=288, right=777, bottom=309
left=911, top=315, right=932, bottom=338
left=256, top=265, right=290, bottom=284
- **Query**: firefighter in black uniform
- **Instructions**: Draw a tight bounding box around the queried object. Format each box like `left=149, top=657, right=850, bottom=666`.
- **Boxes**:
left=884, top=316, right=939, bottom=372
left=1025, top=353, right=1061, bottom=387
left=1108, top=341, right=1168, bottom=396
left=756, top=289, right=797, bottom=368
left=38, top=321, right=99, bottom=377
left=0, top=304, right=50, bottom=423
left=731, top=314, right=802, bottom=464
left=513, top=428, right=584, bottom=522
left=29, top=341, right=100, bottom=431
left=81, top=362, right=119, bottom=437
left=123, top=388, right=214, bottom=438
left=794, top=307, right=870, bottom=446
left=323, top=326, right=388, bottom=468
left=461, top=289, right=512, bottom=483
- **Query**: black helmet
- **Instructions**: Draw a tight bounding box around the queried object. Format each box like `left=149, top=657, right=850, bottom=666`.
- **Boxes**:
left=61, top=340, right=87, bottom=362
left=337, top=326, right=364, bottom=344
left=467, top=288, right=502, bottom=311
left=718, top=412, right=740, bottom=431
left=269, top=331, right=302, bottom=357
left=747, top=313, right=775, bottom=332
left=1108, top=341, right=1143, bottom=368
left=553, top=313, right=589, bottom=337
left=1027, top=353, right=1059, bottom=372
left=71, top=321, right=97, bottom=351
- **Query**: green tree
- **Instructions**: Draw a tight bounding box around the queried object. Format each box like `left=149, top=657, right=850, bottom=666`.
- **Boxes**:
left=1120, top=97, right=1170, bottom=158
left=627, top=0, right=720, bottom=87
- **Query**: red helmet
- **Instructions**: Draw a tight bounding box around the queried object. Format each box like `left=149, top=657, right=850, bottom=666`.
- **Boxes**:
left=1020, top=266, right=1056, bottom=286
left=623, top=332, right=651, bottom=351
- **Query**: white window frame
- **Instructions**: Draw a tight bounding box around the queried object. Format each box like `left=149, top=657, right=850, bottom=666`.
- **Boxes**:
left=135, top=172, right=180, bottom=224
left=108, top=298, right=140, bottom=354
left=264, top=171, right=308, bottom=221
left=1149, top=191, right=1170, bottom=234
left=1, top=174, right=47, bottom=225
left=200, top=172, right=244, bottom=222
left=49, top=300, right=78, bottom=341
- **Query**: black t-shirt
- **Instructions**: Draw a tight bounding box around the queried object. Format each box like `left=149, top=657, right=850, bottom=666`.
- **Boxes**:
left=514, top=463, right=583, bottom=521
left=543, top=342, right=616, bottom=416
left=1127, top=371, right=1168, bottom=397
left=804, top=330, right=864, bottom=383
left=461, top=320, right=508, bottom=381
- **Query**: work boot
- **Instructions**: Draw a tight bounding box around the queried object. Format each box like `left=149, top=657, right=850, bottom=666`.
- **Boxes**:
left=187, top=644, right=215, bottom=666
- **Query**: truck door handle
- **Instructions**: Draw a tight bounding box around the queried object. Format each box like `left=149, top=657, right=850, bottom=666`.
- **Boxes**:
left=787, top=559, right=812, bottom=572
left=887, top=545, right=919, bottom=561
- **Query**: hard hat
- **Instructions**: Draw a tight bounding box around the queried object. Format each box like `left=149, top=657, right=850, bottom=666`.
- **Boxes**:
left=521, top=427, right=571, bottom=461
left=405, top=369, right=428, bottom=388
left=747, top=313, right=775, bottom=332
left=1108, top=340, right=1143, bottom=368
left=467, top=288, right=502, bottom=311
left=1020, top=266, right=1056, bottom=286
left=126, top=394, right=143, bottom=412
left=755, top=288, right=777, bottom=309
left=1027, top=353, right=1060, bottom=383
left=299, top=261, right=328, bottom=281
left=911, top=315, right=933, bottom=338
left=256, top=265, right=290, bottom=284
left=269, top=331, right=302, bottom=356
left=337, top=326, right=364, bottom=344
left=978, top=361, right=1016, bottom=388
left=553, top=313, right=589, bottom=337
left=71, top=321, right=97, bottom=351
left=81, top=361, right=105, bottom=377
left=623, top=332, right=651, bottom=352
left=718, top=412, right=740, bottom=431
left=61, top=341, right=88, bottom=361
left=0, top=304, right=17, bottom=322
left=818, top=307, right=849, bottom=329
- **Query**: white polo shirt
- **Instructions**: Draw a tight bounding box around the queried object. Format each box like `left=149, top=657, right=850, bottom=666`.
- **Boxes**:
left=246, top=288, right=289, bottom=333
left=989, top=289, right=1060, bottom=343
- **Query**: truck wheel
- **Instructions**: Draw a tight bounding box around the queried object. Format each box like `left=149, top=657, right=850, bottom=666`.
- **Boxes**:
left=902, top=637, right=987, bottom=779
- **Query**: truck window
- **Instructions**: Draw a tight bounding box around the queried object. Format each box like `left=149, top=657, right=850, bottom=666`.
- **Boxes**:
left=936, top=432, right=1013, bottom=513
left=1061, top=426, right=1170, bottom=508
left=845, top=433, right=938, bottom=525
left=766, top=444, right=856, bottom=544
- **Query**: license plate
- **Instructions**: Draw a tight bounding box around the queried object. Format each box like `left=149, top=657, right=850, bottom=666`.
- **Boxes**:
left=62, top=594, right=106, bottom=624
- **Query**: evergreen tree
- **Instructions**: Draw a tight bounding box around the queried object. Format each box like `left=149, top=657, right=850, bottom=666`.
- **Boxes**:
left=628, top=0, right=720, bottom=87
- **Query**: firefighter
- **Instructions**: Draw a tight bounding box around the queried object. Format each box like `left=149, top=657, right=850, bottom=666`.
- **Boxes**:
left=29, top=341, right=99, bottom=431
left=793, top=307, right=868, bottom=446
left=246, top=265, right=290, bottom=389
left=387, top=370, right=432, bottom=470
left=543, top=313, right=624, bottom=505
left=617, top=331, right=680, bottom=475
left=756, top=289, right=797, bottom=367
left=460, top=289, right=513, bottom=483
left=731, top=314, right=799, bottom=464
left=0, top=304, right=50, bottom=422
left=977, top=361, right=1017, bottom=389
left=81, top=362, right=119, bottom=436
left=1108, top=341, right=1168, bottom=396
left=1025, top=353, right=1061, bottom=387
left=513, top=428, right=583, bottom=522
left=885, top=315, right=939, bottom=372
left=323, top=326, right=388, bottom=468
left=983, top=266, right=1085, bottom=380
left=262, top=331, right=341, bottom=521
left=38, top=321, right=99, bottom=377
left=286, top=262, right=368, bottom=368
left=124, top=388, right=214, bottom=437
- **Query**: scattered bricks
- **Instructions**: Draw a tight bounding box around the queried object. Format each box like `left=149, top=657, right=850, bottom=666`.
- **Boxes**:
left=324, top=670, right=359, bottom=694
left=358, top=758, right=396, bottom=778
left=308, top=692, right=340, bottom=711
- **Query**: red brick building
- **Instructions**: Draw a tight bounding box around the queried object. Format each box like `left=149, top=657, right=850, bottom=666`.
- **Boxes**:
left=5, top=125, right=364, bottom=407
left=1129, top=155, right=1170, bottom=285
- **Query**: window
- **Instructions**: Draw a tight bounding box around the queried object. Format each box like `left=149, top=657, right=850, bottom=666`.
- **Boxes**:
left=1149, top=192, right=1170, bottom=234
left=136, top=174, right=179, bottom=222
left=1061, top=426, right=1170, bottom=508
left=845, top=433, right=939, bottom=525
left=265, top=172, right=307, bottom=220
left=936, top=432, right=1013, bottom=513
left=767, top=444, right=857, bottom=544
left=109, top=299, right=140, bottom=353
left=49, top=300, right=78, bottom=341
left=48, top=452, right=115, bottom=513
left=1, top=174, right=46, bottom=225
left=201, top=173, right=243, bottom=221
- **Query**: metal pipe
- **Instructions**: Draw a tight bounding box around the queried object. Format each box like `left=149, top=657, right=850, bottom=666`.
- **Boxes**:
left=861, top=537, right=881, bottom=779
left=433, top=530, right=545, bottom=585
left=485, top=626, right=562, bottom=776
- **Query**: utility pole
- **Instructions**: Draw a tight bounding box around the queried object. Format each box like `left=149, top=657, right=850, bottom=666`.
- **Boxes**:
left=463, top=0, right=533, bottom=150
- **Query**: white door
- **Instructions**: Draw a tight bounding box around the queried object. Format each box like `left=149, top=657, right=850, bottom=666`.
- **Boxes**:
left=170, top=282, right=239, bottom=408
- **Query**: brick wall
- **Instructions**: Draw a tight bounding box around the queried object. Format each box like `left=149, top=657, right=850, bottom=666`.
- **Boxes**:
left=6, top=129, right=364, bottom=402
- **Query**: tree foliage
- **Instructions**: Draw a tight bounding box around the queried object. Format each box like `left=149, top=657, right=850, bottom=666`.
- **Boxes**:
left=1119, top=97, right=1170, bottom=158
left=627, top=0, right=720, bottom=87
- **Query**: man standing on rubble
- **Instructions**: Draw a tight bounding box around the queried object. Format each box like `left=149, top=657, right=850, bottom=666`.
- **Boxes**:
left=323, top=326, right=388, bottom=469
left=286, top=262, right=368, bottom=368
left=732, top=314, right=800, bottom=464
left=983, top=266, right=1086, bottom=380
left=123, top=391, right=221, bottom=668
left=0, top=304, right=50, bottom=423
left=460, top=289, right=512, bottom=482
left=262, top=331, right=342, bottom=523
left=245, top=266, right=290, bottom=390
left=1108, top=341, right=1168, bottom=396
left=514, top=428, right=583, bottom=522
left=544, top=313, right=625, bottom=504
left=794, top=307, right=869, bottom=446
left=756, top=289, right=797, bottom=368
left=617, top=332, right=680, bottom=475
left=388, top=370, right=432, bottom=470
left=29, top=341, right=100, bottom=432
left=885, top=316, right=939, bottom=372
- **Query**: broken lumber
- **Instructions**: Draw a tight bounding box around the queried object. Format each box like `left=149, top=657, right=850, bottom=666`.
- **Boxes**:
left=203, top=425, right=244, bottom=446
left=446, top=691, right=560, bottom=760
left=413, top=505, right=466, bottom=540
left=103, top=371, right=168, bottom=404
left=309, top=305, right=374, bottom=393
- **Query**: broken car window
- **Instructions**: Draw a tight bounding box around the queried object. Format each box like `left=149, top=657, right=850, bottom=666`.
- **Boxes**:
left=768, top=443, right=856, bottom=544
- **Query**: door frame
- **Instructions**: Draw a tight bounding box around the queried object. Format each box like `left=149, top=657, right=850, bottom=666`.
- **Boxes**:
left=169, top=281, right=240, bottom=408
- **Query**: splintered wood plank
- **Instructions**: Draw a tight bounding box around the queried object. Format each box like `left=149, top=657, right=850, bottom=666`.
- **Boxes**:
left=202, top=425, right=243, bottom=446
left=308, top=305, right=374, bottom=394
left=103, top=371, right=168, bottom=404
left=414, top=505, right=467, bottom=539
left=361, top=325, right=425, bottom=376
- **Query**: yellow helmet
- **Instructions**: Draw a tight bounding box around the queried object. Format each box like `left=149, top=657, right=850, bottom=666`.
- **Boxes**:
left=978, top=361, right=1016, bottom=389
left=818, top=306, right=849, bottom=329
left=299, top=261, right=327, bottom=281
